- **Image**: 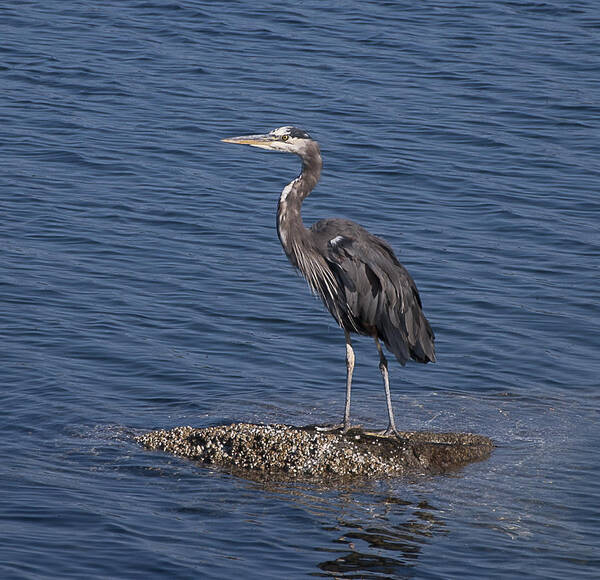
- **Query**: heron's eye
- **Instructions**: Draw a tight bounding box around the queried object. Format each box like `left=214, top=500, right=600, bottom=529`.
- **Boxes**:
left=281, top=134, right=289, bottom=142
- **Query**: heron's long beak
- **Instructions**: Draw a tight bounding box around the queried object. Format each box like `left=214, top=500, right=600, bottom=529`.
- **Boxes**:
left=221, top=133, right=276, bottom=149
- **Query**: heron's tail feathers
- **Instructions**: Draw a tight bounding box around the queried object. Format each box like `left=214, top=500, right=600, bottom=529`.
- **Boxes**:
left=380, top=301, right=436, bottom=365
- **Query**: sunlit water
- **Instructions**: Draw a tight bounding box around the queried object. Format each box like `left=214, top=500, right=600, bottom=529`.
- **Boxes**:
left=2, top=1, right=599, bottom=578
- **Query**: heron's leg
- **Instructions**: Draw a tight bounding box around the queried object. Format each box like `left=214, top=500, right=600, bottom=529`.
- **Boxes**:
left=375, top=337, right=400, bottom=436
left=342, top=329, right=354, bottom=431
left=316, top=330, right=355, bottom=433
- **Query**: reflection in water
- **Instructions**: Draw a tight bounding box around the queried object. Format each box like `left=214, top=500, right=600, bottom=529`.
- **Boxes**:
left=262, top=481, right=447, bottom=579
left=315, top=498, right=446, bottom=579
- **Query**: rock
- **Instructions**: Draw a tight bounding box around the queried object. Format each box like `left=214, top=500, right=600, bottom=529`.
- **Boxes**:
left=136, top=423, right=494, bottom=480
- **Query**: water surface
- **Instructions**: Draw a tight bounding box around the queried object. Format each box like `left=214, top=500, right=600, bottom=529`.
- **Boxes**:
left=1, top=1, right=599, bottom=578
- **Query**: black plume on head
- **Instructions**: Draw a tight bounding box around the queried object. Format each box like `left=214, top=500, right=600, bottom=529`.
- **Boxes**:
left=287, top=127, right=312, bottom=139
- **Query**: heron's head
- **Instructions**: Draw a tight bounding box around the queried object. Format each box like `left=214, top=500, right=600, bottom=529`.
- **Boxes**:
left=222, top=126, right=314, bottom=156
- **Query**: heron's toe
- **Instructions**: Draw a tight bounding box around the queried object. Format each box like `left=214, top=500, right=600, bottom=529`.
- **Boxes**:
left=315, top=422, right=360, bottom=434
left=376, top=425, right=403, bottom=438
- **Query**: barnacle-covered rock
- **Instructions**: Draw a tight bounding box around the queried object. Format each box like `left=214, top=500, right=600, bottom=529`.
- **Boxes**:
left=136, top=423, right=493, bottom=480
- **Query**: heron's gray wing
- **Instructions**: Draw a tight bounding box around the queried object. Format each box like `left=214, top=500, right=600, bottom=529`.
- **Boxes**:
left=322, top=228, right=435, bottom=364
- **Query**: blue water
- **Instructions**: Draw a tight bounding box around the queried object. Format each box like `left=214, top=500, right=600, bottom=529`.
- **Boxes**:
left=2, top=1, right=599, bottom=578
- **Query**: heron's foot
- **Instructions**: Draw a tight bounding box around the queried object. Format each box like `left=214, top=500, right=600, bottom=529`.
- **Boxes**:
left=376, top=425, right=403, bottom=438
left=315, top=422, right=358, bottom=434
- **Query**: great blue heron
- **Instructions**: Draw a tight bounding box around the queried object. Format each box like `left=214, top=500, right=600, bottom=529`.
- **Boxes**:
left=222, top=126, right=435, bottom=435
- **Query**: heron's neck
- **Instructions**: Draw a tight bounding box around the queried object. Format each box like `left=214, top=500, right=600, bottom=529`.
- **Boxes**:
left=276, top=148, right=322, bottom=267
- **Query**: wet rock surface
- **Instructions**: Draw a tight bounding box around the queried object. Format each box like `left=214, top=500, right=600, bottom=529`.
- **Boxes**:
left=136, top=423, right=494, bottom=480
